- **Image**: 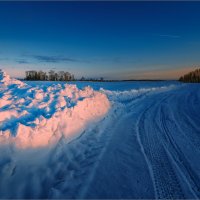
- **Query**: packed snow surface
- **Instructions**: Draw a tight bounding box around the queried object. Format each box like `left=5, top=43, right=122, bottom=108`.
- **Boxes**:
left=0, top=69, right=200, bottom=199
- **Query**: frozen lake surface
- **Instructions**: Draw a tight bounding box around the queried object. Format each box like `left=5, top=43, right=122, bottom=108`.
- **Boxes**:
left=0, top=70, right=200, bottom=198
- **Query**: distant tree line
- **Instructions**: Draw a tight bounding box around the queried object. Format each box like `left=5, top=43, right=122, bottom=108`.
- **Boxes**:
left=179, top=68, right=200, bottom=83
left=79, top=77, right=104, bottom=82
left=25, top=70, right=75, bottom=81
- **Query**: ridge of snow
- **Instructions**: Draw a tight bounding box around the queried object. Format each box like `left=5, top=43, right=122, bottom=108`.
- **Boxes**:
left=100, top=84, right=176, bottom=102
left=0, top=70, right=110, bottom=148
left=0, top=69, right=26, bottom=87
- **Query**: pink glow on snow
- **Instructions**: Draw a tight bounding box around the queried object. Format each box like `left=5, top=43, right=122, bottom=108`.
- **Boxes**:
left=0, top=70, right=110, bottom=148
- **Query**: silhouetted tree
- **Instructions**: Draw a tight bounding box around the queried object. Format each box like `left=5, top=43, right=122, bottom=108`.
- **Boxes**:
left=48, top=70, right=55, bottom=81
left=80, top=76, right=85, bottom=81
left=25, top=70, right=75, bottom=81
left=179, top=68, right=200, bottom=83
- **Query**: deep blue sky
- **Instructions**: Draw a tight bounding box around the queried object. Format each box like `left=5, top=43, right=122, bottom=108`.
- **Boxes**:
left=0, top=1, right=200, bottom=79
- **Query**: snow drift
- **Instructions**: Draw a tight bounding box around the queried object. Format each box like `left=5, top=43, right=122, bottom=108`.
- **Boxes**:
left=0, top=70, right=110, bottom=148
left=100, top=85, right=177, bottom=102
left=0, top=70, right=187, bottom=199
left=0, top=69, right=26, bottom=87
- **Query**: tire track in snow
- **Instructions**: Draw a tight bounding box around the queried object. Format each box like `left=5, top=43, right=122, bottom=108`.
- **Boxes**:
left=48, top=92, right=154, bottom=199
left=170, top=87, right=200, bottom=152
left=1, top=81, right=200, bottom=198
left=136, top=94, right=185, bottom=199
left=158, top=104, right=200, bottom=198
left=185, top=87, right=200, bottom=125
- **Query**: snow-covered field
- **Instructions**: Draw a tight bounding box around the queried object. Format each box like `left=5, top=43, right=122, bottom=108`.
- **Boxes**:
left=0, top=69, right=200, bottom=199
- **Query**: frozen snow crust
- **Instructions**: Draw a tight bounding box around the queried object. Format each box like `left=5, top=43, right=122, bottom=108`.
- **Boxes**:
left=0, top=70, right=110, bottom=148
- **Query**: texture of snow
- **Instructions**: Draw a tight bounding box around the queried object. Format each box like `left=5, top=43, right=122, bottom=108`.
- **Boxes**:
left=0, top=70, right=110, bottom=148
left=0, top=69, right=26, bottom=87
left=1, top=70, right=200, bottom=199
left=100, top=84, right=176, bottom=102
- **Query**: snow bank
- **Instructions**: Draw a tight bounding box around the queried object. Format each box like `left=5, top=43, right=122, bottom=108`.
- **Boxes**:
left=0, top=70, right=110, bottom=148
left=101, top=84, right=176, bottom=102
left=0, top=69, right=26, bottom=87
left=0, top=70, right=177, bottom=149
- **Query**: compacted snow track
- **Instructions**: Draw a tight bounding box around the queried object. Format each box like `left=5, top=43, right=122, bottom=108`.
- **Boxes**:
left=0, top=71, right=200, bottom=199
left=136, top=85, right=200, bottom=199
left=83, top=84, right=200, bottom=199
left=137, top=96, right=185, bottom=199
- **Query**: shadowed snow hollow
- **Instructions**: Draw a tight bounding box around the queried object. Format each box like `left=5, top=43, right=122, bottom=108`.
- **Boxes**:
left=0, top=70, right=110, bottom=148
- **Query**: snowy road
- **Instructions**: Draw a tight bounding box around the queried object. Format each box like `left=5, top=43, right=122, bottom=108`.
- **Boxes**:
left=0, top=71, right=200, bottom=199
left=82, top=84, right=200, bottom=199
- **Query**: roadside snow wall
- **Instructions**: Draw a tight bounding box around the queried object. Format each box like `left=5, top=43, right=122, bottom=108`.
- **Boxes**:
left=0, top=70, right=110, bottom=148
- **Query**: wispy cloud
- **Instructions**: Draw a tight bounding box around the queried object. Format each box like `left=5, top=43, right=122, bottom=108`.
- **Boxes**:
left=31, top=55, right=80, bottom=63
left=0, top=57, right=31, bottom=64
left=16, top=59, right=30, bottom=64
left=0, top=53, right=139, bottom=66
left=158, top=34, right=180, bottom=39
left=23, top=54, right=137, bottom=65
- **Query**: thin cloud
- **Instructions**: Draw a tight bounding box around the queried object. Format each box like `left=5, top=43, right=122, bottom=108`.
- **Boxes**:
left=31, top=55, right=79, bottom=63
left=22, top=54, right=137, bottom=65
left=159, top=34, right=180, bottom=39
left=16, top=59, right=30, bottom=64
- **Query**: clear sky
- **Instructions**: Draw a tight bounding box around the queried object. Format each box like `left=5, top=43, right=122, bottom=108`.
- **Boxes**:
left=0, top=1, right=200, bottom=80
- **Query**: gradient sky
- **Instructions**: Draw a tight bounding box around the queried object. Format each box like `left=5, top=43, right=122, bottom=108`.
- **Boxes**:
left=0, top=1, right=200, bottom=80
